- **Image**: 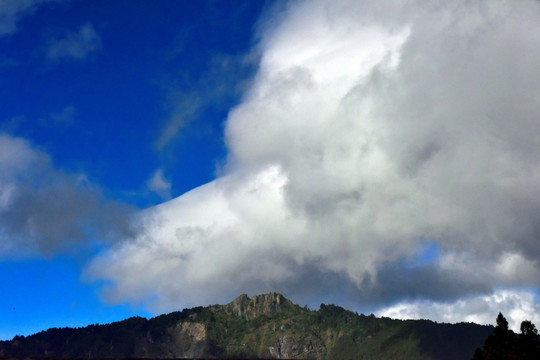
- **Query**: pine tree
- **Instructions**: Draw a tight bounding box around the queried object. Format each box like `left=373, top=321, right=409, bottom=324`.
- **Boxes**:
left=473, top=313, right=540, bottom=360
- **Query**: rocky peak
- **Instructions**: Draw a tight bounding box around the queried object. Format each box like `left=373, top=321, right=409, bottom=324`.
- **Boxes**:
left=221, top=292, right=293, bottom=320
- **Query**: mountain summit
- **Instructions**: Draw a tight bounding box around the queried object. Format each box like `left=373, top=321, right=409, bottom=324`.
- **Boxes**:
left=0, top=293, right=491, bottom=359
left=219, top=292, right=293, bottom=319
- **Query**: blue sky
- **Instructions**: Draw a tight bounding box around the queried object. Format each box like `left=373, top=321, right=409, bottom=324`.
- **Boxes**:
left=0, top=0, right=265, bottom=340
left=2, top=0, right=263, bottom=206
left=3, top=0, right=540, bottom=341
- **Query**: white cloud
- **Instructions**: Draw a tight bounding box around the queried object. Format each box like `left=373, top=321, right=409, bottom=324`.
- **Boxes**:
left=146, top=168, right=172, bottom=200
left=87, top=166, right=297, bottom=310
left=88, top=0, right=540, bottom=321
left=47, top=22, right=101, bottom=61
left=377, top=289, right=540, bottom=332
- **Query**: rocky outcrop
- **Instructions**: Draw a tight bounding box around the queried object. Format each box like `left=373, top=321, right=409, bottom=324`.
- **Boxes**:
left=218, top=292, right=293, bottom=320
left=268, top=334, right=324, bottom=359
left=165, top=321, right=208, bottom=358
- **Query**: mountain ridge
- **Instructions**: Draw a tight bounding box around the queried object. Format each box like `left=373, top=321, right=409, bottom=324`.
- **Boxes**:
left=0, top=292, right=492, bottom=359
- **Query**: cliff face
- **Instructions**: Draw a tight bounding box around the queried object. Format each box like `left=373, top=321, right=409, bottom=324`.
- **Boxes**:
left=158, top=321, right=208, bottom=358
left=0, top=293, right=492, bottom=360
left=216, top=292, right=292, bottom=319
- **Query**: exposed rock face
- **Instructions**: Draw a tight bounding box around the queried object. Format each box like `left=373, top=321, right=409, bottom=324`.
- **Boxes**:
left=180, top=321, right=206, bottom=342
left=220, top=292, right=292, bottom=319
left=165, top=321, right=208, bottom=358
left=269, top=334, right=312, bottom=359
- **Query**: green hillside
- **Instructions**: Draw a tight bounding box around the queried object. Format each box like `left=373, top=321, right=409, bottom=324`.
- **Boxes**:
left=0, top=293, right=492, bottom=359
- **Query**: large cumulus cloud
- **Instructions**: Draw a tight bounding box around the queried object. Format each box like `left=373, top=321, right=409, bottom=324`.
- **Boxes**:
left=88, top=0, right=540, bottom=327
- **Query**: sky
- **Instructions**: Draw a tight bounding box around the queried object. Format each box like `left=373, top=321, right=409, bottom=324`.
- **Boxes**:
left=2, top=0, right=540, bottom=340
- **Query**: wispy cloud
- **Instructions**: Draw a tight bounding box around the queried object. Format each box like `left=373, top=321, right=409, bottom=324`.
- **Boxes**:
left=0, top=0, right=54, bottom=37
left=46, top=22, right=101, bottom=62
left=47, top=105, right=75, bottom=125
left=156, top=51, right=259, bottom=150
left=88, top=0, right=540, bottom=326
left=155, top=97, right=201, bottom=150
left=146, top=168, right=172, bottom=200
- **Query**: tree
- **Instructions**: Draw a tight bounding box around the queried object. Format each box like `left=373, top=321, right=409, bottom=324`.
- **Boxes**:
left=473, top=313, right=540, bottom=360
left=520, top=320, right=537, bottom=338
left=518, top=320, right=540, bottom=359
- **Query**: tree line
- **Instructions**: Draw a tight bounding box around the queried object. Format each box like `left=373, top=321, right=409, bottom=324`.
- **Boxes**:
left=473, top=313, right=540, bottom=359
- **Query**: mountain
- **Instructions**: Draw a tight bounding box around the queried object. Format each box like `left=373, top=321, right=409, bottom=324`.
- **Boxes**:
left=0, top=292, right=492, bottom=359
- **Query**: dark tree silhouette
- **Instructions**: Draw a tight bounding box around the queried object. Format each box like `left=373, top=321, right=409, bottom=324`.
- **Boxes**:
left=518, top=320, right=540, bottom=359
left=473, top=313, right=540, bottom=360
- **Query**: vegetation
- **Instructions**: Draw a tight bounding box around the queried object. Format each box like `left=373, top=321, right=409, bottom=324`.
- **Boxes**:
left=0, top=292, right=493, bottom=359
left=472, top=313, right=540, bottom=360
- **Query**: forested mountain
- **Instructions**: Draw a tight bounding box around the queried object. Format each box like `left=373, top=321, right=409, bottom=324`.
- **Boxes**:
left=0, top=293, right=493, bottom=359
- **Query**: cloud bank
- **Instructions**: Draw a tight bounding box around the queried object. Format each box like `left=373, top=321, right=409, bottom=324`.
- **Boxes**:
left=378, top=289, right=540, bottom=332
left=88, top=0, right=540, bottom=327
left=0, top=134, right=136, bottom=258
